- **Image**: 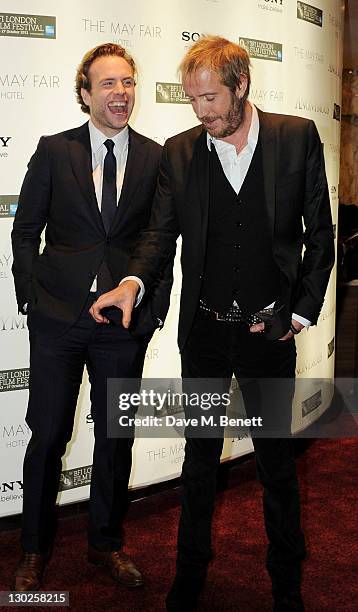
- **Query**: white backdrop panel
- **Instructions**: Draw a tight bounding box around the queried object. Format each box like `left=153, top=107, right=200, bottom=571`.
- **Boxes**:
left=0, top=0, right=344, bottom=516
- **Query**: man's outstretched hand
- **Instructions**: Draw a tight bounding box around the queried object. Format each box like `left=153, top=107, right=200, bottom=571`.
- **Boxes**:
left=89, top=280, right=140, bottom=327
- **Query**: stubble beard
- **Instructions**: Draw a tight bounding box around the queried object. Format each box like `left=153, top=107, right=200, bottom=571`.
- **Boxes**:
left=204, top=93, right=245, bottom=139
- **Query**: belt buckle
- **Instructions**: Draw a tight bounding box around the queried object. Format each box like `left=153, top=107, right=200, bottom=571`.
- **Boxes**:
left=216, top=312, right=228, bottom=322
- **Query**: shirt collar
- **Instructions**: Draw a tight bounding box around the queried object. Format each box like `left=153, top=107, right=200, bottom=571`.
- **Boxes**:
left=88, top=119, right=129, bottom=157
left=206, top=101, right=259, bottom=153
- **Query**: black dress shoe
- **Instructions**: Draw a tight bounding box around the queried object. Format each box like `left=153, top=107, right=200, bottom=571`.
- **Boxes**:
left=166, top=573, right=206, bottom=612
left=273, top=591, right=305, bottom=611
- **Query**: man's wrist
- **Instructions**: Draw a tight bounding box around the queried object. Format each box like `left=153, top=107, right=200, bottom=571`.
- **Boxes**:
left=120, top=276, right=144, bottom=306
left=290, top=322, right=301, bottom=335
left=292, top=313, right=311, bottom=328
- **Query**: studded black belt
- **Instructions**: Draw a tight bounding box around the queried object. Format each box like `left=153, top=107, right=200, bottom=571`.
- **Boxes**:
left=199, top=299, right=275, bottom=326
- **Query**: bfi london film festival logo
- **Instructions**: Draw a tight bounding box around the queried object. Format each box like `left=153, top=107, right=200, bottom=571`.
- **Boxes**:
left=0, top=137, right=12, bottom=161
left=0, top=13, right=56, bottom=39
left=156, top=83, right=190, bottom=105
left=59, top=465, right=92, bottom=491
left=238, top=37, right=282, bottom=62
left=301, top=389, right=322, bottom=418
left=0, top=368, right=29, bottom=392
left=81, top=18, right=162, bottom=48
left=0, top=196, right=17, bottom=217
left=297, top=2, right=323, bottom=27
left=257, top=0, right=283, bottom=13
left=0, top=73, right=60, bottom=102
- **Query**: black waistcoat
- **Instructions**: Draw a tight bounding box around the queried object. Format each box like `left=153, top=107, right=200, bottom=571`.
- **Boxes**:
left=200, top=139, right=280, bottom=314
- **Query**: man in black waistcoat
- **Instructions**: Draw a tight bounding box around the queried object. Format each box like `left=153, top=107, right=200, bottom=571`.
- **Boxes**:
left=11, top=43, right=172, bottom=592
left=91, top=37, right=335, bottom=611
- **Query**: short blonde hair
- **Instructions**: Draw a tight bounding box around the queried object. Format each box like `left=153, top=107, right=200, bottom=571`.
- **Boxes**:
left=179, top=35, right=251, bottom=100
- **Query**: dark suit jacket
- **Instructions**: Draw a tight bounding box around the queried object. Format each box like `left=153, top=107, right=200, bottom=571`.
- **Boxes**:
left=127, top=109, right=335, bottom=350
left=12, top=122, right=173, bottom=337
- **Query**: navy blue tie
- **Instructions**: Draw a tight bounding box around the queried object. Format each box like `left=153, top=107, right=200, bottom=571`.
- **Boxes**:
left=101, top=139, right=117, bottom=233
left=97, top=140, right=117, bottom=294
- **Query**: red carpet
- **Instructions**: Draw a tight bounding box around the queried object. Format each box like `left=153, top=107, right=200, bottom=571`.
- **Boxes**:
left=0, top=439, right=357, bottom=611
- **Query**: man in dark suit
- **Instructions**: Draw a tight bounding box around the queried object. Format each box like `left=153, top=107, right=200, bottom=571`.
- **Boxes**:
left=91, top=37, right=335, bottom=611
left=11, top=43, right=172, bottom=592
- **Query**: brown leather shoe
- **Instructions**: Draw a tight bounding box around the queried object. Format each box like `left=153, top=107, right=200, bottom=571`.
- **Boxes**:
left=88, top=546, right=144, bottom=587
left=13, top=553, right=47, bottom=591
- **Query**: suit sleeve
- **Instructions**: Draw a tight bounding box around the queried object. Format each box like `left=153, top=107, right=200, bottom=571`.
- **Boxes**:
left=11, top=137, right=51, bottom=312
left=127, top=142, right=180, bottom=288
left=293, top=121, right=335, bottom=323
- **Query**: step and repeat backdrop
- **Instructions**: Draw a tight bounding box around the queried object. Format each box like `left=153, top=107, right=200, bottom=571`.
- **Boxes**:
left=0, top=0, right=344, bottom=516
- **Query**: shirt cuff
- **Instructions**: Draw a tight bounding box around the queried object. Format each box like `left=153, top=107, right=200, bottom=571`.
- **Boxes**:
left=264, top=303, right=311, bottom=328
left=292, top=313, right=311, bottom=328
left=120, top=276, right=145, bottom=306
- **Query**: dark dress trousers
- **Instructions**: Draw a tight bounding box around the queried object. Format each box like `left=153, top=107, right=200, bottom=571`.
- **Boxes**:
left=11, top=122, right=173, bottom=553
left=126, top=110, right=335, bottom=591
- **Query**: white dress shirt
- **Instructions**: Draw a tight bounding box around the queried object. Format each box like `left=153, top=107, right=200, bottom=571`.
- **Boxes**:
left=88, top=120, right=129, bottom=292
left=207, top=101, right=260, bottom=194
left=89, top=120, right=129, bottom=207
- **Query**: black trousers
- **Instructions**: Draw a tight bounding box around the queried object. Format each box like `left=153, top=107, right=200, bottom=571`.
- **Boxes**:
left=22, top=295, right=148, bottom=554
left=179, top=310, right=306, bottom=593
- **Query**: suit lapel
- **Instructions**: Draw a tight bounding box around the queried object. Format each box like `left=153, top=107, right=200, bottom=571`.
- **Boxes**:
left=112, top=127, right=148, bottom=231
left=67, top=124, right=149, bottom=234
left=67, top=122, right=104, bottom=231
left=192, top=128, right=210, bottom=256
left=257, top=109, right=276, bottom=237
